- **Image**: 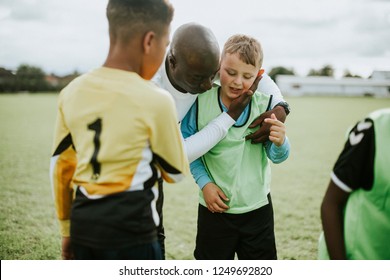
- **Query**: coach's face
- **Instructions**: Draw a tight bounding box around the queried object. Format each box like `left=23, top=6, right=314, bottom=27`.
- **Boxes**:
left=168, top=49, right=219, bottom=94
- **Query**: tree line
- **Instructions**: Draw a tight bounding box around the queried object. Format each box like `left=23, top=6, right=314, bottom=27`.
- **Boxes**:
left=0, top=64, right=362, bottom=94
left=0, top=64, right=80, bottom=93
left=268, top=64, right=362, bottom=82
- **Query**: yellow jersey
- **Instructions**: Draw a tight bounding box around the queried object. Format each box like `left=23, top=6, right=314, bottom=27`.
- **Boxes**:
left=50, top=67, right=189, bottom=246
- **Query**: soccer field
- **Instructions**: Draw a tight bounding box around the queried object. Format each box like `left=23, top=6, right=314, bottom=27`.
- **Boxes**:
left=1, top=93, right=389, bottom=260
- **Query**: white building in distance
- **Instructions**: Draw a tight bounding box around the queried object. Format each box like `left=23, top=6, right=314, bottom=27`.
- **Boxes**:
left=276, top=70, right=390, bottom=97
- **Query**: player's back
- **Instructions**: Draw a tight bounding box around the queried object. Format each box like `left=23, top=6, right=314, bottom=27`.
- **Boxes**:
left=59, top=67, right=175, bottom=196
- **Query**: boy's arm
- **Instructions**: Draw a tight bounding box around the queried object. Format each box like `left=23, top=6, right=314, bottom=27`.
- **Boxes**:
left=181, top=102, right=212, bottom=189
left=321, top=180, right=349, bottom=259
left=184, top=76, right=260, bottom=163
left=321, top=118, right=375, bottom=259
left=246, top=73, right=290, bottom=144
left=264, top=138, right=290, bottom=163
left=50, top=99, right=77, bottom=238
left=264, top=113, right=290, bottom=163
left=151, top=94, right=189, bottom=183
left=50, top=98, right=77, bottom=259
left=190, top=159, right=229, bottom=212
left=184, top=112, right=234, bottom=163
left=181, top=104, right=229, bottom=212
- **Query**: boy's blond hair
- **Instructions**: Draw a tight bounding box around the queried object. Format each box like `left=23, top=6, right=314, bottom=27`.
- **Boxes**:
left=222, top=34, right=263, bottom=68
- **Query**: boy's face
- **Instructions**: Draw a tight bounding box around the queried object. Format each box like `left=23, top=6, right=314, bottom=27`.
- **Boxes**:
left=219, top=52, right=259, bottom=101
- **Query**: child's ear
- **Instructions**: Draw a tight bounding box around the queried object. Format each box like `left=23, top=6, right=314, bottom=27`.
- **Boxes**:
left=257, top=69, right=265, bottom=77
left=143, top=31, right=155, bottom=54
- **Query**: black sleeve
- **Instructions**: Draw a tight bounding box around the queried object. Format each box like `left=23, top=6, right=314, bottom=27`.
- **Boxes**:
left=332, top=118, right=375, bottom=191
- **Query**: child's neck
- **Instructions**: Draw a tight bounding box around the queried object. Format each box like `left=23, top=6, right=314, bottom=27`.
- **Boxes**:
left=220, top=89, right=232, bottom=109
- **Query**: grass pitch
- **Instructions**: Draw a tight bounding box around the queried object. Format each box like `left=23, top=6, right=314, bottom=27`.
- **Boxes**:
left=1, top=93, right=389, bottom=259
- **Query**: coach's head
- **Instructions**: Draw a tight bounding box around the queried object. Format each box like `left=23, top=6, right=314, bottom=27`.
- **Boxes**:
left=165, top=23, right=220, bottom=94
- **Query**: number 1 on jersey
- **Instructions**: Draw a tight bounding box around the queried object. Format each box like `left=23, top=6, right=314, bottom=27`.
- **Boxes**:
left=88, top=118, right=102, bottom=181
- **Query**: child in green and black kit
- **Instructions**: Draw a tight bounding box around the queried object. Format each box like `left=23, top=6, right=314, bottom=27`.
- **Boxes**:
left=181, top=34, right=290, bottom=260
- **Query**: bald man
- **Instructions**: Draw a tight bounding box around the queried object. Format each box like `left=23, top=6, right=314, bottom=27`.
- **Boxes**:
left=152, top=22, right=290, bottom=258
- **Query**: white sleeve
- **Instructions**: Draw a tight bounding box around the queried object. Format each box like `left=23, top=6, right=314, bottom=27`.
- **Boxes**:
left=184, top=112, right=235, bottom=163
left=258, top=73, right=285, bottom=108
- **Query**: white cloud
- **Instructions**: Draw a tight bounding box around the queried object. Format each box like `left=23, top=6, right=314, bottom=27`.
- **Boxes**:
left=0, top=0, right=389, bottom=78
left=0, top=0, right=107, bottom=74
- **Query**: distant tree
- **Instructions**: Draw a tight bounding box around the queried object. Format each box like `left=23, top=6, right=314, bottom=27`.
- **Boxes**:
left=0, top=67, right=16, bottom=93
left=308, top=64, right=334, bottom=77
left=343, top=70, right=362, bottom=78
left=320, top=65, right=334, bottom=77
left=0, top=64, right=82, bottom=93
left=307, top=69, right=319, bottom=76
left=268, top=66, right=295, bottom=82
left=15, top=64, right=50, bottom=92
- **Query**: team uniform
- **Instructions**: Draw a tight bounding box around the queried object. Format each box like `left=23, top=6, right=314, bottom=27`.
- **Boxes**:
left=153, top=60, right=287, bottom=162
left=181, top=87, right=290, bottom=259
left=318, top=108, right=390, bottom=259
left=152, top=60, right=288, bottom=258
left=50, top=67, right=189, bottom=259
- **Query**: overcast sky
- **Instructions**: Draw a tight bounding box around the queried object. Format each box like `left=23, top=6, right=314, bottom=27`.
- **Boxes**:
left=0, top=0, right=389, bottom=78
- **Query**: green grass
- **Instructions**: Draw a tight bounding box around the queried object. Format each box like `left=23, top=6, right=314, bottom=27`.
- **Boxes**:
left=0, top=94, right=60, bottom=259
left=1, top=93, right=389, bottom=260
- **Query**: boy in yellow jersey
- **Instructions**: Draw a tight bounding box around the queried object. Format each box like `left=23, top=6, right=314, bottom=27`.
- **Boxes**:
left=50, top=0, right=189, bottom=260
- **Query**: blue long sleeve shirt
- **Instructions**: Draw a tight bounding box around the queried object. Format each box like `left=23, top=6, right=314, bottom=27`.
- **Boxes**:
left=181, top=98, right=290, bottom=189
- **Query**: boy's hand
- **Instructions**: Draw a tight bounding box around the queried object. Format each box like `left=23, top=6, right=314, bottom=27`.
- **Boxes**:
left=245, top=106, right=286, bottom=143
left=227, top=75, right=262, bottom=120
left=264, top=113, right=286, bottom=146
left=61, top=236, right=74, bottom=260
left=202, top=182, right=229, bottom=213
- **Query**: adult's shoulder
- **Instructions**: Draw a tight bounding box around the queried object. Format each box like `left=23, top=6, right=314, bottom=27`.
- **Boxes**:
left=257, top=73, right=281, bottom=93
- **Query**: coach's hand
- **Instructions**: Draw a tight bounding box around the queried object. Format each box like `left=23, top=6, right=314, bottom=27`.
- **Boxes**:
left=227, top=74, right=262, bottom=120
left=202, top=183, right=229, bottom=213
left=245, top=106, right=286, bottom=144
left=62, top=236, right=74, bottom=260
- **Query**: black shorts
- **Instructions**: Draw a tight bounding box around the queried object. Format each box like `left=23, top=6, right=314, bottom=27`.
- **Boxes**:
left=194, top=194, right=277, bottom=260
left=72, top=240, right=162, bottom=260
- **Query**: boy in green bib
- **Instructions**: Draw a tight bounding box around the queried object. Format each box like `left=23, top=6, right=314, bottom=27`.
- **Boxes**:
left=319, top=108, right=390, bottom=259
left=181, top=34, right=290, bottom=259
